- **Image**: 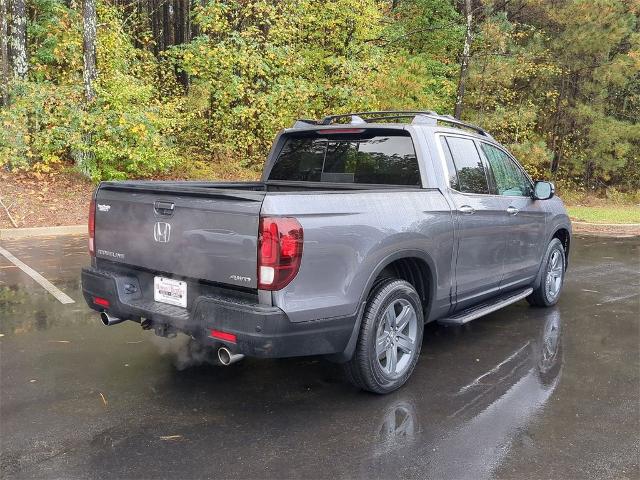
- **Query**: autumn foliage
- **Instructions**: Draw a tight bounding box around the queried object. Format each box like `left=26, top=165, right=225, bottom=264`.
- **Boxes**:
left=0, top=0, right=638, bottom=193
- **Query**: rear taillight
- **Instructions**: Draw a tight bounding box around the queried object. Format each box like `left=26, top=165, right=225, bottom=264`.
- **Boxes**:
left=258, top=217, right=303, bottom=290
left=88, top=198, right=96, bottom=256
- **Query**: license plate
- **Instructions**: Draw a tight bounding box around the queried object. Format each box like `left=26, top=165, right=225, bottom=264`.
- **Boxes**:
left=154, top=276, right=187, bottom=308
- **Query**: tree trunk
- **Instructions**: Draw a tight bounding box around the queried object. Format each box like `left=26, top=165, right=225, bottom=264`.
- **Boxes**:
left=10, top=0, right=28, bottom=79
left=454, top=0, right=472, bottom=119
left=0, top=0, right=9, bottom=105
left=549, top=76, right=566, bottom=173
left=163, top=0, right=175, bottom=52
left=82, top=0, right=97, bottom=102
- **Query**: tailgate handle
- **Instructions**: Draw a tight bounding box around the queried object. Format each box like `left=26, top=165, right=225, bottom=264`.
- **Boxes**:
left=154, top=200, right=175, bottom=216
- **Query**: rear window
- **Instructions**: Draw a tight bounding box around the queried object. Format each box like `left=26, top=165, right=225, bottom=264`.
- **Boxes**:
left=442, top=136, right=490, bottom=194
left=268, top=130, right=421, bottom=186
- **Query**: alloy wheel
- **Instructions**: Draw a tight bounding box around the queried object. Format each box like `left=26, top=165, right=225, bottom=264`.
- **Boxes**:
left=375, top=298, right=418, bottom=378
left=545, top=249, right=564, bottom=301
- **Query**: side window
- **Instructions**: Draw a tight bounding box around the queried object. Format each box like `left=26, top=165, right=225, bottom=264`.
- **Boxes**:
left=480, top=143, right=531, bottom=196
left=444, top=136, right=490, bottom=194
left=439, top=137, right=459, bottom=190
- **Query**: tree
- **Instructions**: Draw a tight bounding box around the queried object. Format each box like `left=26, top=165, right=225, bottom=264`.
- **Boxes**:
left=82, top=0, right=97, bottom=101
left=454, top=0, right=472, bottom=119
left=0, top=0, right=8, bottom=105
left=10, top=0, right=28, bottom=79
left=463, top=0, right=639, bottom=188
left=373, top=0, right=463, bottom=113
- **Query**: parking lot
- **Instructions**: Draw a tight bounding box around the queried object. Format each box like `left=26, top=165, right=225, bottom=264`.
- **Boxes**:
left=1, top=233, right=638, bottom=479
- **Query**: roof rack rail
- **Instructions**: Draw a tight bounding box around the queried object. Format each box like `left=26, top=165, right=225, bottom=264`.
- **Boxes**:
left=311, top=110, right=492, bottom=138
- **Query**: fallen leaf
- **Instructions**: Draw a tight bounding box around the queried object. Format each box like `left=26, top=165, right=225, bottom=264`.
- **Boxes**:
left=99, top=392, right=108, bottom=406
left=160, top=435, right=183, bottom=441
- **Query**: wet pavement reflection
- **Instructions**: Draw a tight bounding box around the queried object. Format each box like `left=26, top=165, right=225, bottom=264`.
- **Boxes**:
left=1, top=234, right=638, bottom=479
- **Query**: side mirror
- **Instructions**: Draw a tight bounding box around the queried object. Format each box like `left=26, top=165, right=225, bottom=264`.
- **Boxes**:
left=533, top=181, right=555, bottom=200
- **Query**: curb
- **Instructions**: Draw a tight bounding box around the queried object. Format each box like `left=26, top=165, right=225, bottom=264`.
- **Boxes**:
left=571, top=221, right=640, bottom=227
left=572, top=222, right=640, bottom=237
left=0, top=225, right=86, bottom=240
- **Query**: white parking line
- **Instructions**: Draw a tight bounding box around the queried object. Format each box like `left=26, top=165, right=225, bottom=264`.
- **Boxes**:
left=0, top=245, right=75, bottom=304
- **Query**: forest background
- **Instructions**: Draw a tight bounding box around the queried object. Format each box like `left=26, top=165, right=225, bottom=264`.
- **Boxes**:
left=0, top=0, right=639, bottom=227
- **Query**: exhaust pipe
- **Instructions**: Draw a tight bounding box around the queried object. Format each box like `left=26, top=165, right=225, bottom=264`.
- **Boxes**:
left=218, top=346, right=244, bottom=366
left=100, top=311, right=126, bottom=326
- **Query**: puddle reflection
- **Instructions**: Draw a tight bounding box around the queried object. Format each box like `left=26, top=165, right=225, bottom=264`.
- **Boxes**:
left=0, top=280, right=94, bottom=334
left=362, top=310, right=563, bottom=478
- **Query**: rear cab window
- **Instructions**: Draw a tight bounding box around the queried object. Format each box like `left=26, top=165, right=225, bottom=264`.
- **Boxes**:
left=268, top=129, right=422, bottom=186
left=440, top=136, right=491, bottom=194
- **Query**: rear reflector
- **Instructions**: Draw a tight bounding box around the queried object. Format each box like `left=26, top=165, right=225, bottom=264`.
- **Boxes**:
left=210, top=329, right=237, bottom=343
left=93, top=296, right=110, bottom=308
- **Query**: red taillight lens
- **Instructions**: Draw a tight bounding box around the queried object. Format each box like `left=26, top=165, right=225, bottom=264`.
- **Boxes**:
left=258, top=217, right=303, bottom=290
left=88, top=198, right=96, bottom=257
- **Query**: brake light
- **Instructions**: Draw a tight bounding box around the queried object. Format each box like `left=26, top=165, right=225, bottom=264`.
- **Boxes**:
left=316, top=128, right=365, bottom=134
left=258, top=217, right=303, bottom=290
left=88, top=198, right=96, bottom=256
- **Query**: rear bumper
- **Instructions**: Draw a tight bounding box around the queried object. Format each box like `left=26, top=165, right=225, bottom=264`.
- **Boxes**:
left=81, top=266, right=354, bottom=358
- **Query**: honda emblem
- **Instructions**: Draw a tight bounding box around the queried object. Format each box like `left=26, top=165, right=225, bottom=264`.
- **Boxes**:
left=153, top=222, right=171, bottom=243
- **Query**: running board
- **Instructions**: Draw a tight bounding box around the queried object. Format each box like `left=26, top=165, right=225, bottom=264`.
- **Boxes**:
left=437, top=288, right=533, bottom=326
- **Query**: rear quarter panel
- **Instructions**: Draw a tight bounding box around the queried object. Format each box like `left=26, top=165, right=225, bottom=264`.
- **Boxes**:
left=261, top=190, right=454, bottom=323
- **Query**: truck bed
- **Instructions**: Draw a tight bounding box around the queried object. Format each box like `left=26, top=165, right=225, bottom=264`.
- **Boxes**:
left=95, top=180, right=417, bottom=292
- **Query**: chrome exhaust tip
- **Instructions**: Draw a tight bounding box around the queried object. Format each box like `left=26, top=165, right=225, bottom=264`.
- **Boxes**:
left=100, top=311, right=126, bottom=326
left=218, top=346, right=245, bottom=366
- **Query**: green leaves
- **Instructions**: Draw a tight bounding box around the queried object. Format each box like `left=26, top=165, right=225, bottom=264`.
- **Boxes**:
left=172, top=0, right=385, bottom=166
left=463, top=0, right=639, bottom=188
left=0, top=0, right=637, bottom=191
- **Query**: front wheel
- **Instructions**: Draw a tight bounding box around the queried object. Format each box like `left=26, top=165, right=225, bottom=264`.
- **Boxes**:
left=344, top=279, right=424, bottom=394
left=527, top=238, right=566, bottom=307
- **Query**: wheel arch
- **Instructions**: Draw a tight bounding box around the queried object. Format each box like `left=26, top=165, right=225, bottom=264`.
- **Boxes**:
left=329, top=250, right=437, bottom=363
left=552, top=227, right=571, bottom=270
left=532, top=227, right=571, bottom=291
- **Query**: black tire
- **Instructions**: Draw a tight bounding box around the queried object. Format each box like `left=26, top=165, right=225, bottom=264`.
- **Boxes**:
left=527, top=238, right=566, bottom=307
left=344, top=279, right=424, bottom=394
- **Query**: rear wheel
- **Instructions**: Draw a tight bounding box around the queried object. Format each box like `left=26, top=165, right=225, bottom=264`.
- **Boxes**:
left=527, top=238, right=566, bottom=307
left=344, top=279, right=424, bottom=394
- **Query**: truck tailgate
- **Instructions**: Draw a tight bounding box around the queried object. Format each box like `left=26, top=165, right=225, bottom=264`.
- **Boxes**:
left=94, top=182, right=265, bottom=289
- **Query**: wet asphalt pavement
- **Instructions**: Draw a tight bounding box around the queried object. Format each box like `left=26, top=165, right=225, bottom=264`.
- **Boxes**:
left=0, top=234, right=638, bottom=479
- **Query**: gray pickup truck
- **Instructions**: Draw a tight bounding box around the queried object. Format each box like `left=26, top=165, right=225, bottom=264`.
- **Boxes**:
left=81, top=111, right=571, bottom=393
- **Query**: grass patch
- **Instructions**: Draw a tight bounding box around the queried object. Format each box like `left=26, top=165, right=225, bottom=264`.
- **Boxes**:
left=566, top=206, right=640, bottom=224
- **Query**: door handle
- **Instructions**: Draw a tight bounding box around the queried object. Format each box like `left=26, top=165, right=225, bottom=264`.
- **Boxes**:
left=506, top=206, right=519, bottom=216
left=459, top=205, right=475, bottom=215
